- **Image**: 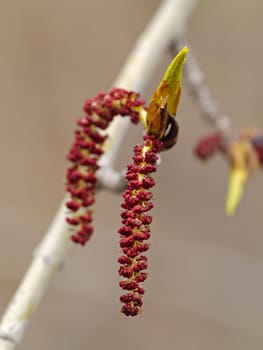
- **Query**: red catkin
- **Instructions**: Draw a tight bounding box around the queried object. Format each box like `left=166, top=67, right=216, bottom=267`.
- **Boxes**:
left=118, top=134, right=163, bottom=316
left=66, top=88, right=146, bottom=245
left=194, top=133, right=223, bottom=160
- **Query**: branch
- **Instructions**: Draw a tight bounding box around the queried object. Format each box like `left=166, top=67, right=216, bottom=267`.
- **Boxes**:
left=171, top=40, right=233, bottom=136
left=0, top=0, right=198, bottom=348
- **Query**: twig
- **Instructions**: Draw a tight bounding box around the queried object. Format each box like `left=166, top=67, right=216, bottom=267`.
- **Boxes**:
left=0, top=0, right=198, bottom=348
left=171, top=41, right=232, bottom=136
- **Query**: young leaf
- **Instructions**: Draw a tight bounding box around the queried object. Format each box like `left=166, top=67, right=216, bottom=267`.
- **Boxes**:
left=146, top=46, right=188, bottom=142
left=225, top=141, right=249, bottom=216
left=226, top=167, right=248, bottom=216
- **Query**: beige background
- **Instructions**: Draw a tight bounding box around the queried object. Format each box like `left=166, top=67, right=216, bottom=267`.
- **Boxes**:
left=1, top=0, right=263, bottom=349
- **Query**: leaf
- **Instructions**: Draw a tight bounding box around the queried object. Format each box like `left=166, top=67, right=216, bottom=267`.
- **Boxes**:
left=225, top=167, right=248, bottom=216
left=225, top=141, right=249, bottom=216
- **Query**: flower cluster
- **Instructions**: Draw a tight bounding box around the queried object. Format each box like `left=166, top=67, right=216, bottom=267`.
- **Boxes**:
left=194, top=130, right=263, bottom=216
left=194, top=130, right=263, bottom=166
left=65, top=48, right=187, bottom=316
left=66, top=88, right=146, bottom=245
left=118, top=134, right=163, bottom=316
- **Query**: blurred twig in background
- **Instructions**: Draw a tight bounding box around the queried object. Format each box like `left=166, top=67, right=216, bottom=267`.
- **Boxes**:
left=171, top=40, right=232, bottom=136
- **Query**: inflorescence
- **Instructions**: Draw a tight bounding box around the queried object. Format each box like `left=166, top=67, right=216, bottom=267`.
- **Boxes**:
left=66, top=88, right=146, bottom=245
left=118, top=134, right=163, bottom=316
left=65, top=48, right=186, bottom=316
left=65, top=88, right=165, bottom=316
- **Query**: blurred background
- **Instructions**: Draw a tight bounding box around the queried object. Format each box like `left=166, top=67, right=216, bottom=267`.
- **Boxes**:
left=1, top=0, right=263, bottom=349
